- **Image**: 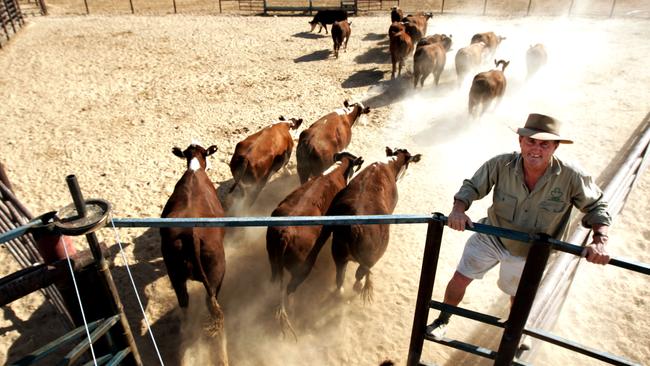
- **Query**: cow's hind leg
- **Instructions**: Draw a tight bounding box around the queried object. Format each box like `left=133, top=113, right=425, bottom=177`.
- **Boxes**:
left=171, top=276, right=189, bottom=309
left=420, top=72, right=430, bottom=88
left=353, top=265, right=374, bottom=304
left=163, top=242, right=190, bottom=309
left=332, top=242, right=349, bottom=296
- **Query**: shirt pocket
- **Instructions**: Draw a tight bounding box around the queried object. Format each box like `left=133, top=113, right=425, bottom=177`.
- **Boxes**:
left=535, top=201, right=568, bottom=231
left=494, top=189, right=517, bottom=222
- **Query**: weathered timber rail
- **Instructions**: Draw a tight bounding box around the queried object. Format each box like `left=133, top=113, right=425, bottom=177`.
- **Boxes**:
left=0, top=0, right=24, bottom=48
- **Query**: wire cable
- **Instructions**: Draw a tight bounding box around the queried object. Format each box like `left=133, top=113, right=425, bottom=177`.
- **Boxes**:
left=109, top=216, right=165, bottom=365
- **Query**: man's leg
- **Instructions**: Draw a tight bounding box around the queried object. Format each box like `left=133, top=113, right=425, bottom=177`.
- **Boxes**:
left=444, top=271, right=474, bottom=306
left=426, top=233, right=501, bottom=339
left=426, top=271, right=474, bottom=338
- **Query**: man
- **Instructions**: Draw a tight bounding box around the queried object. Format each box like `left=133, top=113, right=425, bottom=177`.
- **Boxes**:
left=426, top=113, right=611, bottom=339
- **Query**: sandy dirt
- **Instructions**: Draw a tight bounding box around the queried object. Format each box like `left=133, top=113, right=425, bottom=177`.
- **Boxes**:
left=0, top=11, right=649, bottom=366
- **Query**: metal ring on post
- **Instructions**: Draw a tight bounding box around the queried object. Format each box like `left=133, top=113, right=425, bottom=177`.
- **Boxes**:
left=53, top=199, right=112, bottom=236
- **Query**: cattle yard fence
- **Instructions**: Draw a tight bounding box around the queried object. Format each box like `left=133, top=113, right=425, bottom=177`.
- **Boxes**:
left=0, top=0, right=25, bottom=49
left=11, top=0, right=645, bottom=18
left=1, top=115, right=649, bottom=364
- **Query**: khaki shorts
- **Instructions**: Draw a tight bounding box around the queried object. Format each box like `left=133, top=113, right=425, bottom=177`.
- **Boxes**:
left=456, top=232, right=526, bottom=296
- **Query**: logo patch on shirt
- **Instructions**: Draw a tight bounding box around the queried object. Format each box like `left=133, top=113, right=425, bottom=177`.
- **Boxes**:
left=549, top=187, right=563, bottom=202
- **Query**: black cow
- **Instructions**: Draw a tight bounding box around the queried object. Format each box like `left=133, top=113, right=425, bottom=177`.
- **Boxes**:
left=309, top=9, right=348, bottom=34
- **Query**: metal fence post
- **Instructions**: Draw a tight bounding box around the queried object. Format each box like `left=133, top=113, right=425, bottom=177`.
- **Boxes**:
left=494, top=235, right=552, bottom=365
left=609, top=0, right=617, bottom=17
left=407, top=215, right=445, bottom=366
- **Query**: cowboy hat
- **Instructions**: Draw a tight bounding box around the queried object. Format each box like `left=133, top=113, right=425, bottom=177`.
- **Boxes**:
left=516, top=113, right=573, bottom=144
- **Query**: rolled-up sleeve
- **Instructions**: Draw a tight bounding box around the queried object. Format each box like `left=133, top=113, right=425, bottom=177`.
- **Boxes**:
left=571, top=174, right=612, bottom=227
left=454, top=155, right=503, bottom=209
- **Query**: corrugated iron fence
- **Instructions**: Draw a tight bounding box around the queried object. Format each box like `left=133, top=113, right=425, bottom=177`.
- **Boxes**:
left=0, top=0, right=24, bottom=48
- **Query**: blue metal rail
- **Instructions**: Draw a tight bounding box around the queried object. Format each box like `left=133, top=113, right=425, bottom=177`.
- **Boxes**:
left=107, top=214, right=649, bottom=276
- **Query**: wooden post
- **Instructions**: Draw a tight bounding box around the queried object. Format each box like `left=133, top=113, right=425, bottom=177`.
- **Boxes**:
left=406, top=216, right=445, bottom=366
left=494, top=235, right=552, bottom=365
left=441, top=0, right=445, bottom=14
left=0, top=249, right=97, bottom=306
left=173, top=0, right=177, bottom=14
left=37, top=0, right=48, bottom=15
left=219, top=0, right=222, bottom=13
left=482, top=0, right=488, bottom=15
left=0, top=162, right=12, bottom=193
left=64, top=175, right=143, bottom=365
left=609, top=0, right=617, bottom=17
left=83, top=0, right=89, bottom=14
left=129, top=0, right=134, bottom=14
left=527, top=0, right=532, bottom=16
left=568, top=0, right=574, bottom=16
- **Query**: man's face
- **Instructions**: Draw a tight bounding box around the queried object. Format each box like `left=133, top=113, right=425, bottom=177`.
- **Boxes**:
left=519, top=136, right=559, bottom=171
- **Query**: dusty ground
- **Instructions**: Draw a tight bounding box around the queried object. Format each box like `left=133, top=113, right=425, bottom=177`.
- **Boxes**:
left=0, top=10, right=649, bottom=366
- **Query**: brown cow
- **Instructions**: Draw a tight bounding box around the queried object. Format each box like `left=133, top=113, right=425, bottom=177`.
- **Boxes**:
left=388, top=21, right=404, bottom=39
left=312, top=147, right=421, bottom=302
left=470, top=31, right=506, bottom=59
left=468, top=59, right=510, bottom=118
left=413, top=34, right=453, bottom=88
left=402, top=12, right=433, bottom=44
left=296, top=100, right=370, bottom=184
left=455, top=41, right=489, bottom=85
left=160, top=143, right=228, bottom=362
left=331, top=20, right=352, bottom=58
left=389, top=26, right=414, bottom=79
left=526, top=43, right=548, bottom=79
left=266, top=152, right=364, bottom=337
left=228, top=116, right=303, bottom=207
left=390, top=6, right=403, bottom=23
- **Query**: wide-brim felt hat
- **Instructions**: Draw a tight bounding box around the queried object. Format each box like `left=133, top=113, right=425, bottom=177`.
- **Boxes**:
left=516, top=113, right=573, bottom=144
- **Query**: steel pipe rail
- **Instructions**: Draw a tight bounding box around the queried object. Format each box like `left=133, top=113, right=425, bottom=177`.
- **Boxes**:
left=109, top=214, right=649, bottom=275
left=4, top=213, right=648, bottom=275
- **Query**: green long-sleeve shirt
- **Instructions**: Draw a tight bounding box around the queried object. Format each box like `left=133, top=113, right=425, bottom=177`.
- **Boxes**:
left=454, top=152, right=612, bottom=257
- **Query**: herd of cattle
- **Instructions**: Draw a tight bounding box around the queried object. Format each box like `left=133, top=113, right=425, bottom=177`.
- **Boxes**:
left=160, top=96, right=421, bottom=343
left=155, top=8, right=550, bottom=356
left=308, top=8, right=549, bottom=118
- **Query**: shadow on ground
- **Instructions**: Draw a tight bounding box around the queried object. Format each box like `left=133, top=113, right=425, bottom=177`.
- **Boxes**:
left=294, top=49, right=331, bottom=63
left=361, top=77, right=413, bottom=109
left=341, top=67, right=386, bottom=88
left=354, top=46, right=390, bottom=64
left=292, top=31, right=327, bottom=39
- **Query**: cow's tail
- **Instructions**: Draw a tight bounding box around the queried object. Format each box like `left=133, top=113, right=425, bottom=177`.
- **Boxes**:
left=228, top=158, right=248, bottom=194
left=268, top=227, right=291, bottom=284
left=267, top=227, right=298, bottom=340
left=295, top=142, right=312, bottom=184
left=306, top=225, right=333, bottom=270
left=192, top=232, right=224, bottom=335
